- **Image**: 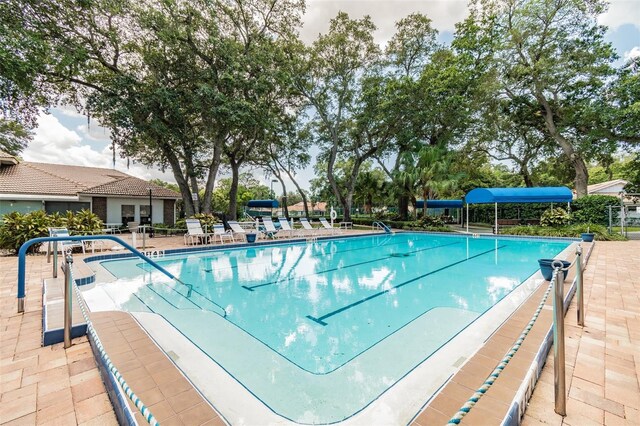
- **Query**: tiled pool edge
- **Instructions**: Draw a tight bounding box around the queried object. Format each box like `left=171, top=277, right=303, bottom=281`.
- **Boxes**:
left=499, top=241, right=594, bottom=426
left=87, top=326, right=138, bottom=426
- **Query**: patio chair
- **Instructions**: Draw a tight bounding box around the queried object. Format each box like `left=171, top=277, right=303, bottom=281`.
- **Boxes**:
left=48, top=227, right=85, bottom=257
left=276, top=217, right=296, bottom=238
left=212, top=224, right=235, bottom=244
left=299, top=217, right=323, bottom=236
left=184, top=218, right=211, bottom=245
left=319, top=217, right=339, bottom=235
left=228, top=221, right=248, bottom=242
left=261, top=217, right=279, bottom=239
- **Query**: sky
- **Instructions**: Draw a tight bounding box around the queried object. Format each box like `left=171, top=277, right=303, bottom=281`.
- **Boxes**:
left=22, top=0, right=640, bottom=192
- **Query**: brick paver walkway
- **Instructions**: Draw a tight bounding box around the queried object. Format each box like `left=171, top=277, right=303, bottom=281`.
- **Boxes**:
left=523, top=240, right=640, bottom=425
left=0, top=253, right=118, bottom=425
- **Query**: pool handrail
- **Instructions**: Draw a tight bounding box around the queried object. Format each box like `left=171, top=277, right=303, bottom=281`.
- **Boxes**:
left=16, top=235, right=188, bottom=313
left=372, top=221, right=392, bottom=233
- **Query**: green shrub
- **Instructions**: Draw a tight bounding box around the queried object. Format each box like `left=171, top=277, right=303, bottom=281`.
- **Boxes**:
left=420, top=215, right=445, bottom=227
left=350, top=217, right=452, bottom=232
left=61, top=209, right=103, bottom=233
left=570, top=195, right=619, bottom=226
left=0, top=211, right=51, bottom=253
left=0, top=210, right=103, bottom=254
left=540, top=207, right=571, bottom=227
left=506, top=224, right=625, bottom=241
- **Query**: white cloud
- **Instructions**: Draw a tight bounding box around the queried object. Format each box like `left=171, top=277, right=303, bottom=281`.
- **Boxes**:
left=55, top=105, right=86, bottom=118
left=625, top=46, right=640, bottom=61
left=301, top=0, right=468, bottom=44
left=23, top=112, right=176, bottom=183
left=599, top=0, right=640, bottom=30
left=75, top=123, right=112, bottom=142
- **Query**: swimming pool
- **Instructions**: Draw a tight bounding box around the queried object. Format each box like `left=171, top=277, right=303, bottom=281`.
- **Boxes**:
left=85, top=233, right=571, bottom=423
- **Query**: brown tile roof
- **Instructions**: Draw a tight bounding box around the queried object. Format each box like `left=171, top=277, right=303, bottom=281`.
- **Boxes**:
left=0, top=161, right=180, bottom=199
left=26, top=162, right=130, bottom=189
left=81, top=176, right=181, bottom=199
left=287, top=201, right=327, bottom=212
left=0, top=162, right=82, bottom=196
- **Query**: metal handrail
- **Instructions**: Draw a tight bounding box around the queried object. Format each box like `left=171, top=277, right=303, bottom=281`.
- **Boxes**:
left=17, top=235, right=190, bottom=313
left=372, top=221, right=392, bottom=233
left=549, top=244, right=584, bottom=416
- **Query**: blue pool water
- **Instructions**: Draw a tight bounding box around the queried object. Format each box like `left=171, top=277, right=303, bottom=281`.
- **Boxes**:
left=95, top=233, right=570, bottom=422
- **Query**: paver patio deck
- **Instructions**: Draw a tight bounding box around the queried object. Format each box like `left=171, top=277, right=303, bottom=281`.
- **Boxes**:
left=522, top=240, right=640, bottom=425
left=1, top=234, right=638, bottom=425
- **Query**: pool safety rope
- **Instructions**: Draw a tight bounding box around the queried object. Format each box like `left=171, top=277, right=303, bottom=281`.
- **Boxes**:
left=446, top=272, right=557, bottom=425
left=68, top=260, right=159, bottom=426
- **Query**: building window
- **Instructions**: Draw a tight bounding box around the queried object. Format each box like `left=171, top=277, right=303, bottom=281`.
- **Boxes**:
left=140, top=205, right=151, bottom=225
left=121, top=205, right=135, bottom=226
left=45, top=201, right=90, bottom=215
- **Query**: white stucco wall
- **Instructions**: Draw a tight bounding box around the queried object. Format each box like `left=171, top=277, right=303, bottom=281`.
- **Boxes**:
left=590, top=183, right=626, bottom=195
left=105, top=198, right=164, bottom=224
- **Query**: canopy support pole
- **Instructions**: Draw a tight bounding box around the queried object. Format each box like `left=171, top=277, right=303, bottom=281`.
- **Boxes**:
left=466, top=204, right=469, bottom=233
left=494, top=202, right=498, bottom=234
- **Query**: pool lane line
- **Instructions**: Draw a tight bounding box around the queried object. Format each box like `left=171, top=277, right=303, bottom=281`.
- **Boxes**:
left=241, top=241, right=463, bottom=291
left=306, top=244, right=509, bottom=326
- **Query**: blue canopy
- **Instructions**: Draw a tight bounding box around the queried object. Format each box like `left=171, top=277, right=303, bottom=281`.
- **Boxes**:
left=247, top=199, right=279, bottom=208
left=415, top=200, right=463, bottom=209
left=464, top=187, right=573, bottom=204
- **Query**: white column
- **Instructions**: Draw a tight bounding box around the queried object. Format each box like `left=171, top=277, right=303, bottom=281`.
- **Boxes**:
left=466, top=204, right=469, bottom=233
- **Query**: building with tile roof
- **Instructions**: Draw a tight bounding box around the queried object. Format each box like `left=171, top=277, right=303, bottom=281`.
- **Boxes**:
left=586, top=179, right=628, bottom=197
left=0, top=154, right=180, bottom=225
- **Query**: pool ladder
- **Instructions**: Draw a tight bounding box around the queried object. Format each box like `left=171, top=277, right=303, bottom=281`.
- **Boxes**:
left=372, top=221, right=392, bottom=234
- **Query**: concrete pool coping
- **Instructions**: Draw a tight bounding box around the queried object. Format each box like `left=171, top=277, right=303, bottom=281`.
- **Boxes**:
left=77, top=233, right=586, bottom=424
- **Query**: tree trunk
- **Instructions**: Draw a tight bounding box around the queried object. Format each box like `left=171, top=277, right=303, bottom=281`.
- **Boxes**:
left=423, top=189, right=428, bottom=219
left=161, top=140, right=195, bottom=217
left=521, top=162, right=534, bottom=187
left=398, top=195, right=409, bottom=220
left=536, top=91, right=589, bottom=197
left=281, top=166, right=309, bottom=218
left=189, top=175, right=200, bottom=214
left=326, top=143, right=349, bottom=219
left=276, top=177, right=288, bottom=219
left=202, top=139, right=223, bottom=214
left=227, top=160, right=240, bottom=220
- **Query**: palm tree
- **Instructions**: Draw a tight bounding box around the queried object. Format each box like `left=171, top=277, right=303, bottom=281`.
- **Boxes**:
left=414, top=146, right=462, bottom=219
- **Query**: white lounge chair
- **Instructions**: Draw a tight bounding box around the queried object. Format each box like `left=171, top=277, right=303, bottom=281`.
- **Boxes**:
left=228, top=220, right=247, bottom=241
left=276, top=217, right=296, bottom=238
left=261, top=217, right=279, bottom=239
left=299, top=218, right=323, bottom=236
left=319, top=217, right=339, bottom=235
left=184, top=218, right=211, bottom=245
left=48, top=227, right=86, bottom=256
left=212, top=224, right=235, bottom=244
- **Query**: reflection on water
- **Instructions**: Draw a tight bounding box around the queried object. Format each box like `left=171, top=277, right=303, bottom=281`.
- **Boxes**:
left=102, top=234, right=569, bottom=373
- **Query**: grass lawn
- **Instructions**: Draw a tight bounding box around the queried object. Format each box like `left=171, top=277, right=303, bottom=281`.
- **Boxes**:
left=612, top=226, right=640, bottom=232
